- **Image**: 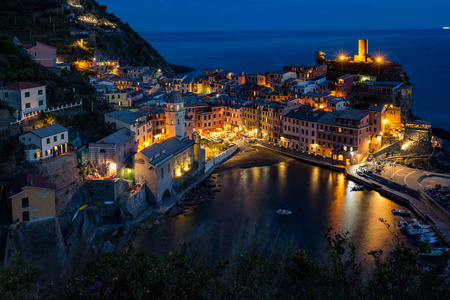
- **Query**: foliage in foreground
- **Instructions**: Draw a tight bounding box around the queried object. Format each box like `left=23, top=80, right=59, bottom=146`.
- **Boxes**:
left=2, top=227, right=449, bottom=299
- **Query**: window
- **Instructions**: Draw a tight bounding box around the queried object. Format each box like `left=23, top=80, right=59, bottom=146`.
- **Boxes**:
left=23, top=211, right=30, bottom=222
left=38, top=89, right=43, bottom=95
left=54, top=136, right=57, bottom=142
left=25, top=92, right=30, bottom=98
left=22, top=197, right=29, bottom=208
left=38, top=100, right=43, bottom=106
left=161, top=167, right=164, bottom=178
left=46, top=138, right=50, bottom=144
left=25, top=103, right=31, bottom=108
left=5, top=92, right=8, bottom=98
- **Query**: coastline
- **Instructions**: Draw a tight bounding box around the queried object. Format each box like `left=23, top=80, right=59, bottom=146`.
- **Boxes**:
left=253, top=140, right=450, bottom=245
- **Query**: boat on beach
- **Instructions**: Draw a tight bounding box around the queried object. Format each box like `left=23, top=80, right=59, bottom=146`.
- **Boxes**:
left=276, top=209, right=292, bottom=216
left=391, top=209, right=411, bottom=216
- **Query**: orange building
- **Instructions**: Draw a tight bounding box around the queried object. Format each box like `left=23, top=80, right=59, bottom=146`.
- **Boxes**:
left=9, top=174, right=56, bottom=223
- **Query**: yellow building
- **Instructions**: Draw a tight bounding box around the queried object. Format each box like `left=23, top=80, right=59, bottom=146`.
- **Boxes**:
left=9, top=174, right=56, bottom=223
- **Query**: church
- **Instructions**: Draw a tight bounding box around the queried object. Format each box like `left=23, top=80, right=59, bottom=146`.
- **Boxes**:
left=134, top=91, right=205, bottom=204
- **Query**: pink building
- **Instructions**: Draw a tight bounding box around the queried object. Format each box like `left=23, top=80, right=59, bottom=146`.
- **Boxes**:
left=224, top=105, right=243, bottom=131
left=282, top=106, right=326, bottom=151
left=334, top=74, right=358, bottom=98
left=23, top=42, right=57, bottom=68
left=317, top=109, right=372, bottom=164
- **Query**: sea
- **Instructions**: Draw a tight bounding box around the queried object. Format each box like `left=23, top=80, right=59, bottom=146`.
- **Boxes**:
left=132, top=150, right=416, bottom=264
left=140, top=29, right=450, bottom=129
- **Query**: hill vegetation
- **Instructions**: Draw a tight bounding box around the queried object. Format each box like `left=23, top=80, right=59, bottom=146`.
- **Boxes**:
left=0, top=0, right=191, bottom=75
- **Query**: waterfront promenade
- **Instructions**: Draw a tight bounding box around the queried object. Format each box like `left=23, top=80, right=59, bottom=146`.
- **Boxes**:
left=347, top=164, right=450, bottom=244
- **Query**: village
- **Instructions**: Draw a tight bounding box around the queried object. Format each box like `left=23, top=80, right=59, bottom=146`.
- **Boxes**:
left=1, top=28, right=450, bottom=275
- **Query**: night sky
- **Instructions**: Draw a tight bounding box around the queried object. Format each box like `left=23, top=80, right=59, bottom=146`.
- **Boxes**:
left=97, top=0, right=449, bottom=31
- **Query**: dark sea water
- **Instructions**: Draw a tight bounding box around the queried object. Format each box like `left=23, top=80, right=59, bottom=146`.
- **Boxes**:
left=140, top=30, right=450, bottom=129
left=133, top=153, right=415, bottom=264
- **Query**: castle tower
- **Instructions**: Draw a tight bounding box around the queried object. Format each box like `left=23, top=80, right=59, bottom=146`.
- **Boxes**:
left=166, top=91, right=185, bottom=138
left=357, top=39, right=368, bottom=62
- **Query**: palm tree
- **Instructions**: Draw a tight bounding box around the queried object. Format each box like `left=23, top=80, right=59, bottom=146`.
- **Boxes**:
left=314, top=51, right=326, bottom=65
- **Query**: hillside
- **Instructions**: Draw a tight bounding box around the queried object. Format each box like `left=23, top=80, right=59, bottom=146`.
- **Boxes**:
left=0, top=0, right=191, bottom=75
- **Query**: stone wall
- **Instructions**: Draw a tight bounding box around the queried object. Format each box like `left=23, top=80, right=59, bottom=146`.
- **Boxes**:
left=36, top=152, right=81, bottom=216
left=7, top=217, right=67, bottom=282
left=121, top=184, right=151, bottom=218
left=373, top=141, right=401, bottom=158
left=401, top=127, right=432, bottom=156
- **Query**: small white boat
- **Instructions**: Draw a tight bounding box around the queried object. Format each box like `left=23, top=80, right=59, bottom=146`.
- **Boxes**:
left=418, top=236, right=438, bottom=242
left=351, top=185, right=364, bottom=191
left=276, top=209, right=292, bottom=216
left=391, top=209, right=411, bottom=216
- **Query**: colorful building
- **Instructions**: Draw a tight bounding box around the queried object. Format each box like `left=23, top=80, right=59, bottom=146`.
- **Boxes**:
left=9, top=174, right=56, bottom=223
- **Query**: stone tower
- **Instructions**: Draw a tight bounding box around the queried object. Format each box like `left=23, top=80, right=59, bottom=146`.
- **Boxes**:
left=166, top=91, right=185, bottom=138
left=357, top=39, right=368, bottom=62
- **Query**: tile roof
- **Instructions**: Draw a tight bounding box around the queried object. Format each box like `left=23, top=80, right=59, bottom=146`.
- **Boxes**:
left=367, top=105, right=385, bottom=112
left=10, top=174, right=56, bottom=197
left=285, top=106, right=326, bottom=122
left=1, top=82, right=45, bottom=90
left=27, top=124, right=68, bottom=138
left=140, top=137, right=194, bottom=166
left=96, top=128, right=135, bottom=147
left=105, top=110, right=140, bottom=125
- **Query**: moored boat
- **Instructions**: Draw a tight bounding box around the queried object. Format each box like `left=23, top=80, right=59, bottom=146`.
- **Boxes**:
left=351, top=185, right=364, bottom=191
left=391, top=209, right=411, bottom=216
left=419, top=247, right=450, bottom=257
left=407, top=228, right=430, bottom=236
left=276, top=209, right=292, bottom=216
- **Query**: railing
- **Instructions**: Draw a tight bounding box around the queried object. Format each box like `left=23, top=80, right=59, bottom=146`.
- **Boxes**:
left=10, top=99, right=83, bottom=125
left=204, top=145, right=239, bottom=173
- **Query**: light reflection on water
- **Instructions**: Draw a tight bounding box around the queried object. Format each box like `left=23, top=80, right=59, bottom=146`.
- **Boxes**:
left=134, top=160, right=415, bottom=263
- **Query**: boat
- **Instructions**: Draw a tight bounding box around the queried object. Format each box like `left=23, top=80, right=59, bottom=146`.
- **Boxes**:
left=276, top=209, right=292, bottom=216
left=407, top=228, right=429, bottom=235
left=419, top=232, right=436, bottom=238
left=391, top=209, right=411, bottom=216
left=351, top=185, right=364, bottom=191
left=444, top=27, right=450, bottom=30
left=418, top=236, right=438, bottom=242
left=419, top=247, right=450, bottom=257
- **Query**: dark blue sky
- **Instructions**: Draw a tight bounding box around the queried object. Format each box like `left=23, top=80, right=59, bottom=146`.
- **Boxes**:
left=97, top=0, right=449, bottom=31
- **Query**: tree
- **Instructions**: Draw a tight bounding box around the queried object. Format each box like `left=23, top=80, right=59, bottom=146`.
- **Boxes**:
left=0, top=253, right=42, bottom=299
left=314, top=50, right=326, bottom=65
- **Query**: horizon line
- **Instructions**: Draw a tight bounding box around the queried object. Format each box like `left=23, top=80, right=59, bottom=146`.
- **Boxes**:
left=137, top=28, right=446, bottom=33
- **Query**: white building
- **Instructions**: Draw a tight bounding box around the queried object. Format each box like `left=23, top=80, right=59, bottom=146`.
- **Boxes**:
left=0, top=82, right=47, bottom=119
left=19, top=124, right=69, bottom=162
left=166, top=91, right=186, bottom=138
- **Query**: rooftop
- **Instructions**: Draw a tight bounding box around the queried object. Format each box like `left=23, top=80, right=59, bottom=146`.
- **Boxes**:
left=105, top=110, right=140, bottom=125
left=140, top=137, right=194, bottom=166
left=96, top=128, right=135, bottom=147
left=25, top=124, right=68, bottom=138
left=285, top=106, right=326, bottom=122
left=10, top=174, right=56, bottom=197
left=1, top=82, right=45, bottom=90
left=367, top=105, right=385, bottom=112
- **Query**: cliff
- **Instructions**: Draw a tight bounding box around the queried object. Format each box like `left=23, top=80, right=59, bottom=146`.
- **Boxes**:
left=0, top=0, right=191, bottom=76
